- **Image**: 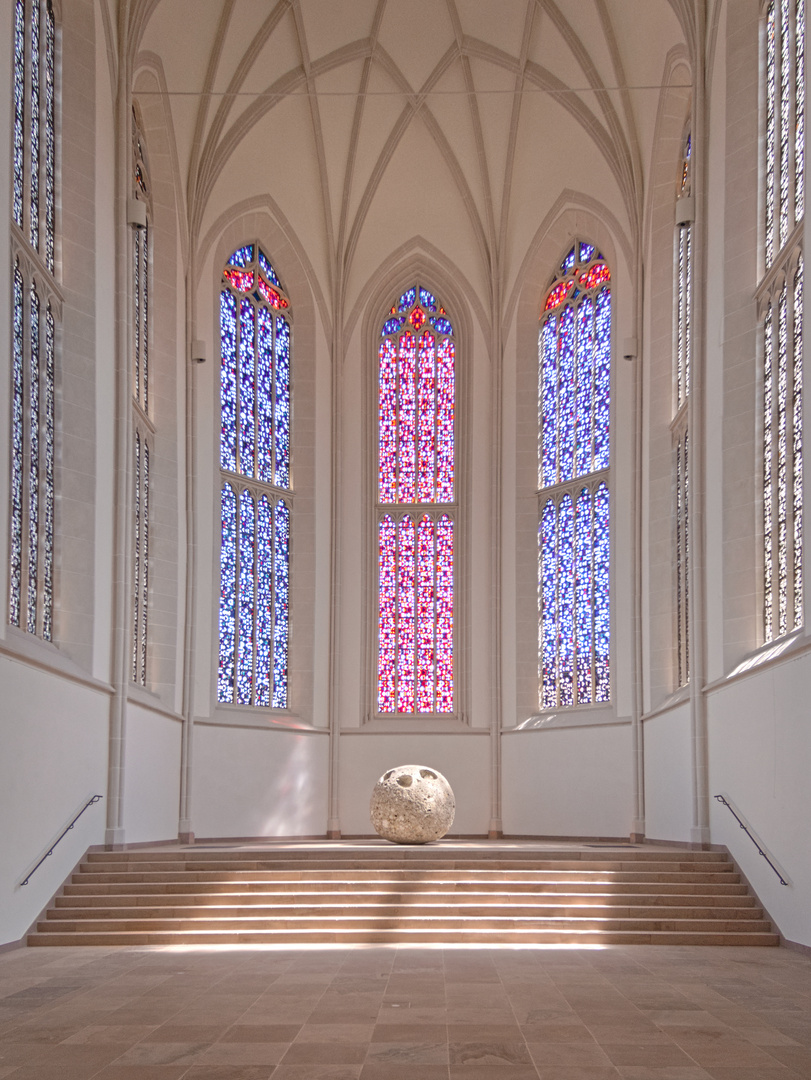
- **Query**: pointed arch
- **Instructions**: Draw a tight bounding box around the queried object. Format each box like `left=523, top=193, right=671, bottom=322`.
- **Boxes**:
left=538, top=241, right=612, bottom=709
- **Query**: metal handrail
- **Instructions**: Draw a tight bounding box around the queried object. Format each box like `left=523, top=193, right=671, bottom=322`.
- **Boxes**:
left=713, top=794, right=789, bottom=886
left=20, top=795, right=103, bottom=886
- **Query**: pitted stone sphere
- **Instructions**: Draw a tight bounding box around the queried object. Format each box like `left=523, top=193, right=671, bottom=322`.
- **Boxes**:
left=370, top=764, right=455, bottom=844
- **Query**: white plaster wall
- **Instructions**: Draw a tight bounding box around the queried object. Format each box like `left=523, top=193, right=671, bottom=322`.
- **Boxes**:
left=338, top=734, right=491, bottom=836
left=643, top=704, right=693, bottom=842
left=708, top=654, right=811, bottom=947
left=192, top=726, right=329, bottom=838
left=122, top=705, right=182, bottom=844
left=0, top=661, right=108, bottom=944
left=502, top=725, right=632, bottom=837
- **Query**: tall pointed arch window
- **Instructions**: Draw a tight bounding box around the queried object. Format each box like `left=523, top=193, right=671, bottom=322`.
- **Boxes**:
left=674, top=126, right=693, bottom=686
left=218, top=245, right=291, bottom=708
left=9, top=0, right=57, bottom=639
left=761, top=0, right=804, bottom=641
left=377, top=287, right=455, bottom=715
left=131, top=105, right=152, bottom=686
left=538, top=243, right=611, bottom=709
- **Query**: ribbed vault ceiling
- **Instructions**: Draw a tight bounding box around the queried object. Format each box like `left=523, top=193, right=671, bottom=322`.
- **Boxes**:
left=126, top=0, right=691, bottom=321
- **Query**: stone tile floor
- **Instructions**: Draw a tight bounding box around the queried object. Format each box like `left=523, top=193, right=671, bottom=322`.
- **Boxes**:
left=0, top=943, right=810, bottom=1079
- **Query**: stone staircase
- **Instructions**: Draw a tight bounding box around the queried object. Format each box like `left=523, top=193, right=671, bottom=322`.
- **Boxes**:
left=28, top=844, right=778, bottom=947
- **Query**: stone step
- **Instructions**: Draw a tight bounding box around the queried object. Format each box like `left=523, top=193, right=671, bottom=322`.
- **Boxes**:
left=70, top=868, right=739, bottom=885
left=28, top=928, right=781, bottom=947
left=61, top=878, right=751, bottom=897
left=78, top=857, right=736, bottom=874
left=54, top=890, right=758, bottom=909
left=29, top=844, right=776, bottom=949
left=38, top=913, right=774, bottom=934
left=45, top=903, right=766, bottom=923
left=83, top=848, right=731, bottom=864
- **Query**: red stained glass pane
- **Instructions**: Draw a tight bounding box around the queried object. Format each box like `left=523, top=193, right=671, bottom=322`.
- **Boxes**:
left=224, top=267, right=255, bottom=292
left=379, top=339, right=397, bottom=501
left=418, top=332, right=436, bottom=502
left=417, top=516, right=435, bottom=712
left=397, top=517, right=416, bottom=712
left=578, top=262, right=611, bottom=289
left=435, top=515, right=454, bottom=712
left=544, top=279, right=574, bottom=312
left=397, top=333, right=417, bottom=502
left=378, top=515, right=396, bottom=712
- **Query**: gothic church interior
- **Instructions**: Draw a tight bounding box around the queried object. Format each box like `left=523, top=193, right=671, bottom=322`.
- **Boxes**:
left=2, top=0, right=811, bottom=960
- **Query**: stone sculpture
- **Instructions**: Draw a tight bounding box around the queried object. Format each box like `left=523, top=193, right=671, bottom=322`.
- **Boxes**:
left=370, top=764, right=455, bottom=844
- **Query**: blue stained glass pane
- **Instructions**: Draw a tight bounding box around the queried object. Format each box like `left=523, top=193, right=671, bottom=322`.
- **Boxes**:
left=45, top=1, right=55, bottom=272
left=561, top=246, right=576, bottom=273
left=575, top=297, right=595, bottom=477
left=594, top=483, right=610, bottom=701
left=579, top=243, right=595, bottom=263
left=30, top=0, right=40, bottom=250
left=557, top=495, right=575, bottom=706
left=273, top=500, right=290, bottom=708
left=593, top=288, right=611, bottom=470
left=255, top=495, right=273, bottom=707
left=275, top=316, right=291, bottom=488
left=558, top=305, right=576, bottom=482
left=419, top=288, right=438, bottom=312
left=575, top=488, right=593, bottom=704
left=540, top=500, right=557, bottom=708
left=239, top=298, right=256, bottom=478
left=430, top=316, right=453, bottom=335
left=382, top=315, right=406, bottom=336
left=43, top=303, right=54, bottom=639
left=13, top=0, right=24, bottom=228
left=228, top=245, right=254, bottom=268
left=258, top=247, right=282, bottom=288
left=10, top=265, right=24, bottom=627
left=257, top=307, right=274, bottom=485
left=218, top=485, right=237, bottom=702
left=220, top=291, right=237, bottom=471
left=237, top=489, right=255, bottom=704
left=28, top=286, right=40, bottom=634
left=398, top=287, right=417, bottom=312
left=540, top=318, right=557, bottom=487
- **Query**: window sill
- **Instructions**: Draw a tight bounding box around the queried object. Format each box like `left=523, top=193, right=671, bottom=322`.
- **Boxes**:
left=198, top=706, right=327, bottom=733
left=127, top=683, right=182, bottom=722
left=350, top=716, right=477, bottom=734
left=504, top=705, right=625, bottom=732
left=0, top=626, right=112, bottom=695
left=704, top=627, right=809, bottom=692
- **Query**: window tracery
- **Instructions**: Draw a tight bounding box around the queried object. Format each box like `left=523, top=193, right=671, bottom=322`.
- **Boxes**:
left=674, top=126, right=692, bottom=687
left=131, top=106, right=152, bottom=686
left=218, top=245, right=291, bottom=708
left=538, top=243, right=611, bottom=709
left=762, top=0, right=804, bottom=641
left=9, top=0, right=57, bottom=640
left=377, top=287, right=455, bottom=715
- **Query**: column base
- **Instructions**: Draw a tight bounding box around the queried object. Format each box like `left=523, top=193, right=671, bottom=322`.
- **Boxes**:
left=104, top=827, right=125, bottom=851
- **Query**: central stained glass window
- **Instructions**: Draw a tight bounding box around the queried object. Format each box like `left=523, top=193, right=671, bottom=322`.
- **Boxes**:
left=218, top=244, right=291, bottom=708
left=538, top=243, right=611, bottom=709
left=377, top=286, right=455, bottom=714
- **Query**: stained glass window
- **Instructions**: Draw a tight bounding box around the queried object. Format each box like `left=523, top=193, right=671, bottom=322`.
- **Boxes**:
left=131, top=106, right=151, bottom=686
left=377, top=286, right=455, bottom=714
left=218, top=245, right=291, bottom=707
left=673, top=126, right=692, bottom=687
left=8, top=1, right=58, bottom=641
left=762, top=1, right=804, bottom=640
left=538, top=244, right=611, bottom=708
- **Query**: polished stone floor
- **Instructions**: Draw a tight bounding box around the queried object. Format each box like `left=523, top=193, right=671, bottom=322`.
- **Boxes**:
left=0, top=943, right=810, bottom=1079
